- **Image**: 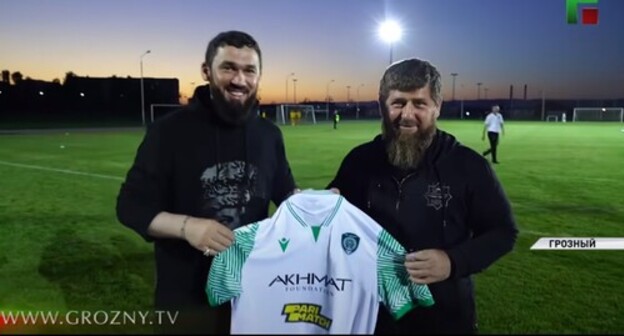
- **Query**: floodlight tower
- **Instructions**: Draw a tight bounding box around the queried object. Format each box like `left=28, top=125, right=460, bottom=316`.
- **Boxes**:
left=140, top=49, right=151, bottom=126
left=450, top=73, right=458, bottom=101
left=326, top=79, right=335, bottom=120
left=356, top=83, right=364, bottom=119
left=378, top=20, right=403, bottom=65
left=285, top=72, right=295, bottom=103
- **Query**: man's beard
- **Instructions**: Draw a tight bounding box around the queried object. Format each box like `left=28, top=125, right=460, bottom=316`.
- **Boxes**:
left=210, top=85, right=257, bottom=126
left=383, top=117, right=436, bottom=170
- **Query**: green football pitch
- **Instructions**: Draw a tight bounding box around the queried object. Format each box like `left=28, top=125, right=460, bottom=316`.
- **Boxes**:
left=0, top=120, right=623, bottom=333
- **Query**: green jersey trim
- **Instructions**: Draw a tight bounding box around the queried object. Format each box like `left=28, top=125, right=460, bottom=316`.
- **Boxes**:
left=393, top=301, right=415, bottom=320
left=377, top=230, right=435, bottom=320
left=206, top=223, right=259, bottom=307
left=285, top=195, right=344, bottom=232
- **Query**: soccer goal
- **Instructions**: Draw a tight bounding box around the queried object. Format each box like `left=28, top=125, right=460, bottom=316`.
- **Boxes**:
left=572, top=107, right=624, bottom=122
left=150, top=104, right=183, bottom=123
left=276, top=104, right=317, bottom=125
left=546, top=115, right=559, bottom=122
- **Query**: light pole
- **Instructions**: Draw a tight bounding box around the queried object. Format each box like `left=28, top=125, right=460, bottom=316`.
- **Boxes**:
left=477, top=82, right=483, bottom=100
left=450, top=73, right=458, bottom=101
left=346, top=85, right=351, bottom=102
left=356, top=83, right=364, bottom=119
left=484, top=87, right=489, bottom=99
left=378, top=20, right=402, bottom=65
left=285, top=72, right=294, bottom=103
left=460, top=84, right=465, bottom=119
left=326, top=79, right=334, bottom=121
left=189, top=81, right=195, bottom=101
left=292, top=78, right=298, bottom=104
left=140, top=50, right=151, bottom=126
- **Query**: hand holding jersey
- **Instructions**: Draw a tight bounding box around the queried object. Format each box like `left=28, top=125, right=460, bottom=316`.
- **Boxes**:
left=184, top=185, right=302, bottom=257
left=145, top=211, right=235, bottom=257
left=405, top=249, right=452, bottom=285
left=183, top=217, right=235, bottom=256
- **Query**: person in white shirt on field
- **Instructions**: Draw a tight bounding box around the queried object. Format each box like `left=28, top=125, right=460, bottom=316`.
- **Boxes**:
left=482, top=105, right=504, bottom=164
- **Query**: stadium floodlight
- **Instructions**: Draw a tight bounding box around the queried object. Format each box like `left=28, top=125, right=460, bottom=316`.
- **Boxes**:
left=140, top=50, right=151, bottom=126
left=378, top=20, right=402, bottom=65
left=450, top=73, right=458, bottom=101
left=293, top=78, right=298, bottom=104
left=285, top=72, right=294, bottom=103
left=356, top=84, right=364, bottom=119
left=326, top=79, right=334, bottom=120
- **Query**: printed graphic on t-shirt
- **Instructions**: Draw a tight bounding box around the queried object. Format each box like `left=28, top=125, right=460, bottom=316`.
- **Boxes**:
left=200, top=160, right=258, bottom=229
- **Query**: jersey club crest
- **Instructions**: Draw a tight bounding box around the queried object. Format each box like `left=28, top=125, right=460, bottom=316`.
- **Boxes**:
left=341, top=233, right=360, bottom=255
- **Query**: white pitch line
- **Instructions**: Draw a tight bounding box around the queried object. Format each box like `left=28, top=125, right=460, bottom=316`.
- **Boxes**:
left=0, top=160, right=124, bottom=181
left=521, top=229, right=573, bottom=237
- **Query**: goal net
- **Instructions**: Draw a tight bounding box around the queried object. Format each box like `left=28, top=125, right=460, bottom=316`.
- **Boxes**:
left=546, top=115, right=559, bottom=122
left=572, top=107, right=624, bottom=122
left=276, top=104, right=317, bottom=125
left=150, top=104, right=183, bottom=123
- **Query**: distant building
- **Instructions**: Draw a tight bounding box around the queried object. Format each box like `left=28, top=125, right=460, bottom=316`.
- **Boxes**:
left=0, top=74, right=179, bottom=122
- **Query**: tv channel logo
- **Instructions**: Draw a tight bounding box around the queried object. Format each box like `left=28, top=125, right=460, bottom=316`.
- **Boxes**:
left=566, top=0, right=599, bottom=25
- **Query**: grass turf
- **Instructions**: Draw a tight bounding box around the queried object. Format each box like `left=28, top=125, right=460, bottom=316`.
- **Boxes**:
left=0, top=120, right=623, bottom=333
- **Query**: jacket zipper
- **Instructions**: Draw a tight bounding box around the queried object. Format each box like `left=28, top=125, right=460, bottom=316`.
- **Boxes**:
left=392, top=172, right=417, bottom=211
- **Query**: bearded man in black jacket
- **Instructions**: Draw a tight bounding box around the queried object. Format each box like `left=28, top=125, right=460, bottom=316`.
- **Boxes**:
left=328, top=58, right=518, bottom=334
left=116, top=31, right=296, bottom=334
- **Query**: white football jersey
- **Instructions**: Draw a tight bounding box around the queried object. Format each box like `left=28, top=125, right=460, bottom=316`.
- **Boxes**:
left=206, top=190, right=434, bottom=334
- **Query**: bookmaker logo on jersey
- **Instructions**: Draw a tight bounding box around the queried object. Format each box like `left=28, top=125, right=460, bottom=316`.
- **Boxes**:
left=269, top=273, right=353, bottom=296
left=282, top=303, right=332, bottom=331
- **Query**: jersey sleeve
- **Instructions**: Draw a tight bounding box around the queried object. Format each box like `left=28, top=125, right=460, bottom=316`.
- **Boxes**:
left=206, top=222, right=259, bottom=307
left=377, top=229, right=435, bottom=320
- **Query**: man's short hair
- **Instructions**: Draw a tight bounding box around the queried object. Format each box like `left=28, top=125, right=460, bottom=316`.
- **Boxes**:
left=378, top=58, right=442, bottom=106
left=205, top=31, right=262, bottom=71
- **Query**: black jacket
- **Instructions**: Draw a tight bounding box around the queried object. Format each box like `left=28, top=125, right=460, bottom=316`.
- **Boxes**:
left=116, top=85, right=296, bottom=333
left=328, top=130, right=517, bottom=334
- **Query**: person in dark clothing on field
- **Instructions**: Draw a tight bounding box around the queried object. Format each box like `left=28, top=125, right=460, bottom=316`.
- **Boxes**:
left=327, top=58, right=518, bottom=334
left=116, top=31, right=296, bottom=334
